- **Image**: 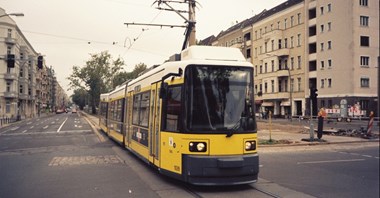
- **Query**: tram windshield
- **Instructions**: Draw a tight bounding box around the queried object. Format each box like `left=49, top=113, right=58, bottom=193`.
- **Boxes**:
left=185, top=65, right=256, bottom=133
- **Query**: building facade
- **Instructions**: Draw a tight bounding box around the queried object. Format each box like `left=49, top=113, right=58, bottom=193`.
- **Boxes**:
left=1, top=7, right=68, bottom=119
left=200, top=0, right=379, bottom=117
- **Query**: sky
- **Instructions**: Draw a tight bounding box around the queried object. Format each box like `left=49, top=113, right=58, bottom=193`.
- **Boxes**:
left=0, top=0, right=285, bottom=96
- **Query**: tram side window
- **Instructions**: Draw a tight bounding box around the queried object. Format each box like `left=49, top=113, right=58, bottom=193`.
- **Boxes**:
left=132, top=92, right=150, bottom=127
left=163, top=86, right=182, bottom=132
left=100, top=102, right=107, bottom=117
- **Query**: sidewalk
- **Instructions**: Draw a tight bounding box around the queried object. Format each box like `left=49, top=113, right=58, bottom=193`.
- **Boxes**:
left=80, top=111, right=379, bottom=147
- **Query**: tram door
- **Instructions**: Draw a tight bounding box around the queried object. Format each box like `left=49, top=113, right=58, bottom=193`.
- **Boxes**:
left=149, top=83, right=160, bottom=166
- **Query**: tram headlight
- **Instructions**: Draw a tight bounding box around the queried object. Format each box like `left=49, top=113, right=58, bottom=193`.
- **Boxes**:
left=245, top=140, right=256, bottom=151
left=189, top=142, right=207, bottom=152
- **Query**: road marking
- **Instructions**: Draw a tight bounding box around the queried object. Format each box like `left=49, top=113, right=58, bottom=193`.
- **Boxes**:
left=362, top=155, right=373, bottom=158
left=21, top=130, right=27, bottom=133
left=48, top=155, right=122, bottom=166
left=51, top=121, right=55, bottom=124
left=27, top=122, right=32, bottom=125
left=0, top=130, right=92, bottom=136
left=297, top=159, right=365, bottom=165
left=11, top=127, right=20, bottom=131
left=43, top=125, right=49, bottom=129
left=57, top=117, right=68, bottom=132
left=30, top=126, right=34, bottom=129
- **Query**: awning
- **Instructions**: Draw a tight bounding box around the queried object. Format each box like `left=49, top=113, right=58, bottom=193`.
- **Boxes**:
left=262, top=102, right=274, bottom=107
left=280, top=101, right=291, bottom=106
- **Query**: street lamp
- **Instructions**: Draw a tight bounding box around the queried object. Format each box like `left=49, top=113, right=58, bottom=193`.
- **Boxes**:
left=0, top=13, right=24, bottom=18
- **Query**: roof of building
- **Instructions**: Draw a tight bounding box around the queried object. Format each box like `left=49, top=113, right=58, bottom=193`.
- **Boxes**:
left=201, top=0, right=304, bottom=41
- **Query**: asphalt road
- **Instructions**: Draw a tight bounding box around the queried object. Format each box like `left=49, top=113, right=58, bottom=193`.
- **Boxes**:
left=1, top=113, right=378, bottom=198
left=259, top=143, right=379, bottom=198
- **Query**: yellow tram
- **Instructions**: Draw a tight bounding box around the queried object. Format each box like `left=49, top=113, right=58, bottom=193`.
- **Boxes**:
left=100, top=46, right=259, bottom=185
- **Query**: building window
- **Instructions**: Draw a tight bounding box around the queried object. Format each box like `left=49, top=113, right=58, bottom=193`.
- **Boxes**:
left=260, top=65, right=262, bottom=74
left=321, top=79, right=325, bottom=88
left=265, top=63, right=268, bottom=73
left=320, top=24, right=324, bottom=33
left=320, top=61, right=325, bottom=69
left=328, top=59, right=332, bottom=68
left=291, top=57, right=294, bottom=70
left=360, top=77, right=370, bottom=87
left=6, top=101, right=11, bottom=113
left=297, top=34, right=301, bottom=46
left=327, top=4, right=331, bottom=12
left=284, top=38, right=288, bottom=48
left=321, top=100, right=325, bottom=108
left=264, top=82, right=268, bottom=93
left=277, top=21, right=280, bottom=29
left=20, top=68, right=24, bottom=77
left=7, top=29, right=12, bottom=37
left=297, top=13, right=301, bottom=24
left=328, top=79, right=332, bottom=87
left=297, top=78, right=301, bottom=92
left=320, top=43, right=324, bottom=51
left=19, top=85, right=23, bottom=94
left=297, top=56, right=301, bottom=69
left=271, top=40, right=274, bottom=51
left=360, top=56, right=370, bottom=66
left=255, top=85, right=258, bottom=94
left=255, top=65, right=257, bottom=76
left=360, top=0, right=368, bottom=6
left=246, top=48, right=251, bottom=58
left=290, top=36, right=294, bottom=48
left=328, top=22, right=331, bottom=31
left=290, top=16, right=294, bottom=27
left=360, top=36, right=370, bottom=46
left=328, top=41, right=332, bottom=49
left=284, top=18, right=287, bottom=29
left=271, top=80, right=274, bottom=93
left=320, top=6, right=324, bottom=15
left=360, top=16, right=369, bottom=26
left=328, top=100, right=332, bottom=108
left=290, top=78, right=294, bottom=92
left=264, top=42, right=268, bottom=53
left=7, top=46, right=11, bottom=54
left=278, top=39, right=282, bottom=49
left=6, top=82, right=11, bottom=92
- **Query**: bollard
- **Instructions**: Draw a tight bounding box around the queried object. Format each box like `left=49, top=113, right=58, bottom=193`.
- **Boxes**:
left=269, top=111, right=273, bottom=142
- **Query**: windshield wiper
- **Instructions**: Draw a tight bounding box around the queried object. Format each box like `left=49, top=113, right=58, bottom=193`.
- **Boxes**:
left=226, top=117, right=245, bottom=137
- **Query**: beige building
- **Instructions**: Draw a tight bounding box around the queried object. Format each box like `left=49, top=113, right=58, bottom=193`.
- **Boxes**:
left=200, top=0, right=379, bottom=117
left=1, top=7, right=68, bottom=119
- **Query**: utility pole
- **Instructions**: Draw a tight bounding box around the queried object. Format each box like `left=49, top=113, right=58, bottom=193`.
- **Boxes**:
left=124, top=0, right=198, bottom=51
left=188, top=0, right=196, bottom=46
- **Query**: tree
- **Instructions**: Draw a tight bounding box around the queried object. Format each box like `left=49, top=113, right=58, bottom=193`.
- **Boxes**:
left=71, top=88, right=87, bottom=110
left=112, top=63, right=147, bottom=88
left=68, top=51, right=124, bottom=114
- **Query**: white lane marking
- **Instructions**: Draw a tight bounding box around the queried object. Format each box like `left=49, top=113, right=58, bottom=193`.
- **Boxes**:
left=297, top=159, right=365, bottom=165
left=30, top=126, right=34, bottom=129
left=22, top=130, right=27, bottom=133
left=27, top=122, right=32, bottom=125
left=51, top=122, right=55, bottom=124
left=11, top=127, right=20, bottom=131
left=362, top=155, right=373, bottom=158
left=57, top=117, right=68, bottom=132
left=0, top=130, right=92, bottom=136
left=43, top=125, right=49, bottom=129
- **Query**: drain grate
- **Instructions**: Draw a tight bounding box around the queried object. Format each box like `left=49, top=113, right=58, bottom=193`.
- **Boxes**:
left=49, top=155, right=122, bottom=166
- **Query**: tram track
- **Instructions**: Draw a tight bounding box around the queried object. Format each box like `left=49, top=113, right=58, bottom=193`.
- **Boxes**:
left=180, top=183, right=283, bottom=198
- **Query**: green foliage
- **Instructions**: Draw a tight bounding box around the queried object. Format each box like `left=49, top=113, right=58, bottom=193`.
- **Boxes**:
left=112, top=63, right=147, bottom=88
left=71, top=88, right=87, bottom=110
left=67, top=51, right=124, bottom=114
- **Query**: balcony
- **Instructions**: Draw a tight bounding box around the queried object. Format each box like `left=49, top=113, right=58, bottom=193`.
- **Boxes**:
left=262, top=92, right=290, bottom=100
left=5, top=37, right=16, bottom=45
left=4, top=73, right=17, bottom=80
left=4, top=91, right=17, bottom=98
left=277, top=69, right=290, bottom=77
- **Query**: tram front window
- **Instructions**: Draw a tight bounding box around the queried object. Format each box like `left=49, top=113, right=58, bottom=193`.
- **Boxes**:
left=185, top=65, right=256, bottom=133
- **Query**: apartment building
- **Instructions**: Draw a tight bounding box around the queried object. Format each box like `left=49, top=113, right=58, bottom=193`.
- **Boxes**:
left=200, top=0, right=379, bottom=117
left=1, top=7, right=68, bottom=119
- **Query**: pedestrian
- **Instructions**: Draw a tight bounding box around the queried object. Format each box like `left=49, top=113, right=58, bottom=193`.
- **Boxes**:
left=317, top=108, right=324, bottom=139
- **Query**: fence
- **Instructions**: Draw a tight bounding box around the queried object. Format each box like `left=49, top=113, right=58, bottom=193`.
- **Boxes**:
left=0, top=117, right=17, bottom=127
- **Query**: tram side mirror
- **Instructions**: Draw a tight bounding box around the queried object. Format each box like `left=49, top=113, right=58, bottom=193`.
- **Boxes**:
left=159, top=83, right=168, bottom=99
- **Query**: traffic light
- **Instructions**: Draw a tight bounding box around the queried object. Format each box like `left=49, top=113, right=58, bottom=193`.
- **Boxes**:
left=37, top=56, right=43, bottom=69
left=7, top=54, right=15, bottom=68
left=310, top=88, right=318, bottom=100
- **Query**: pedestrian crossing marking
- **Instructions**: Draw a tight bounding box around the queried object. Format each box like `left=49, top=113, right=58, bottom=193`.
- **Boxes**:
left=48, top=155, right=122, bottom=166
